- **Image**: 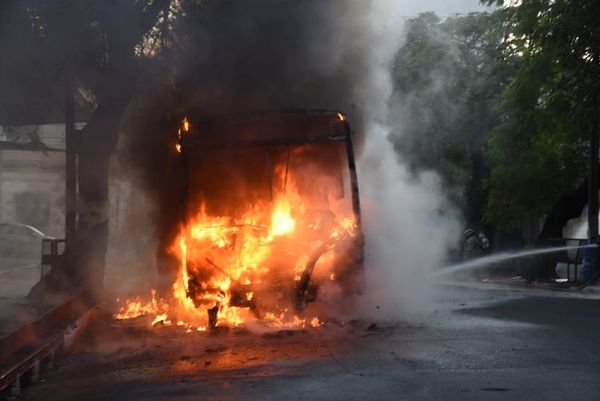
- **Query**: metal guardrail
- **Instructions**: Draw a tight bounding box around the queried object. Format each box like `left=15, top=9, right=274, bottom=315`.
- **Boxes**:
left=0, top=294, right=96, bottom=398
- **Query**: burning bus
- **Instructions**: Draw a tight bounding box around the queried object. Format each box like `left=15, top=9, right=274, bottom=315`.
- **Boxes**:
left=119, top=110, right=364, bottom=330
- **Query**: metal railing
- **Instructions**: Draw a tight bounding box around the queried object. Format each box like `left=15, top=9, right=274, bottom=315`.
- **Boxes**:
left=40, top=239, right=65, bottom=279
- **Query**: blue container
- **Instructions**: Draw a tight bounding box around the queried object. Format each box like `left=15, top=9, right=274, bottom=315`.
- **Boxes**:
left=580, top=246, right=598, bottom=283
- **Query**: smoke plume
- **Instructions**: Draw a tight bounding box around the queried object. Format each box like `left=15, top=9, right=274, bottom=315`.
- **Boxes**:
left=121, top=0, right=462, bottom=319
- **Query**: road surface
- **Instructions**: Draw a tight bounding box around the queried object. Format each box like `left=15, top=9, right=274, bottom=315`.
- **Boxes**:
left=19, top=281, right=600, bottom=401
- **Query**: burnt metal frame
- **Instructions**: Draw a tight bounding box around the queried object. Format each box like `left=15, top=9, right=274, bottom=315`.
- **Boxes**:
left=180, top=109, right=362, bottom=229
left=177, top=110, right=363, bottom=323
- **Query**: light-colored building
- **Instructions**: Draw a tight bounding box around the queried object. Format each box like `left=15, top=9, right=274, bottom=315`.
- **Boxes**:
left=0, top=124, right=67, bottom=237
left=1, top=122, right=155, bottom=278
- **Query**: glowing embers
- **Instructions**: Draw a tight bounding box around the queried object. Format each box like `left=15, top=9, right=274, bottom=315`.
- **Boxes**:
left=114, top=289, right=168, bottom=322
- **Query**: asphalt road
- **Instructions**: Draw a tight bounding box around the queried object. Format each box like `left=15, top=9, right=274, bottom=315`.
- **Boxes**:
left=19, top=282, right=600, bottom=401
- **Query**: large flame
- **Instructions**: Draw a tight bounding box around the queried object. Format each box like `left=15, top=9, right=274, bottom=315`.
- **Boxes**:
left=116, top=121, right=358, bottom=331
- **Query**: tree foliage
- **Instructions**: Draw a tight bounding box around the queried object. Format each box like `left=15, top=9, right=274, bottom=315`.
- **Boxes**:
left=393, top=2, right=600, bottom=233
left=0, top=2, right=62, bottom=123
left=0, top=1, right=172, bottom=123
left=390, top=11, right=511, bottom=223
left=483, top=0, right=600, bottom=229
left=0, top=1, right=171, bottom=295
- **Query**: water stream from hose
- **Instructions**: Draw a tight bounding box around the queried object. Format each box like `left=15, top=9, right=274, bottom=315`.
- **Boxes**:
left=433, top=244, right=598, bottom=278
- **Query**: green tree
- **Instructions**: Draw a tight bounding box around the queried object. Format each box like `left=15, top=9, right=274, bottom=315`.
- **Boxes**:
left=483, top=0, right=598, bottom=229
left=0, top=1, right=171, bottom=297
left=391, top=11, right=510, bottom=228
left=482, top=0, right=600, bottom=279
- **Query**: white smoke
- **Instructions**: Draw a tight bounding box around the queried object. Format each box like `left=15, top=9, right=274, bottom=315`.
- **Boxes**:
left=356, top=1, right=462, bottom=320
left=358, top=128, right=462, bottom=319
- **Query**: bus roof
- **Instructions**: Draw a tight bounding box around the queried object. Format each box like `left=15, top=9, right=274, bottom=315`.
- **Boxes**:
left=181, top=109, right=350, bottom=151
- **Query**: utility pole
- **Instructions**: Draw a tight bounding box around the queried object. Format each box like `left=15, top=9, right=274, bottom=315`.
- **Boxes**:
left=65, top=77, right=77, bottom=247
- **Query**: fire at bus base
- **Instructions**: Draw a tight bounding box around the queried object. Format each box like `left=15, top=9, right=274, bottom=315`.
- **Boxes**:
left=115, top=110, right=364, bottom=331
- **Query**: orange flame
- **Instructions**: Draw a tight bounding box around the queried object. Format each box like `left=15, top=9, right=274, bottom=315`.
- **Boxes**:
left=270, top=197, right=296, bottom=237
left=116, top=143, right=357, bottom=331
left=175, top=117, right=190, bottom=154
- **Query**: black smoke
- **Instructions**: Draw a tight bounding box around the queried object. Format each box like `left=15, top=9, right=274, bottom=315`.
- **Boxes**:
left=120, top=0, right=386, bottom=277
left=171, top=0, right=375, bottom=137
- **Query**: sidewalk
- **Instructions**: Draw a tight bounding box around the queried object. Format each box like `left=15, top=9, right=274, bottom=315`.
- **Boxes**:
left=0, top=257, right=59, bottom=361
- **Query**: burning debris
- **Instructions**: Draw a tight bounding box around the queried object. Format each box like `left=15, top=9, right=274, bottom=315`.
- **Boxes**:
left=116, top=110, right=364, bottom=331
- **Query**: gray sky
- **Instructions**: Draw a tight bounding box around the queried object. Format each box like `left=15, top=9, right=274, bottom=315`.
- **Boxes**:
left=401, top=0, right=487, bottom=16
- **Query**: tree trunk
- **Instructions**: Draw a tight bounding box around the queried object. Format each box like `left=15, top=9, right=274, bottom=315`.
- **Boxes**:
left=466, top=149, right=488, bottom=228
left=71, top=94, right=133, bottom=297
left=26, top=1, right=167, bottom=301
